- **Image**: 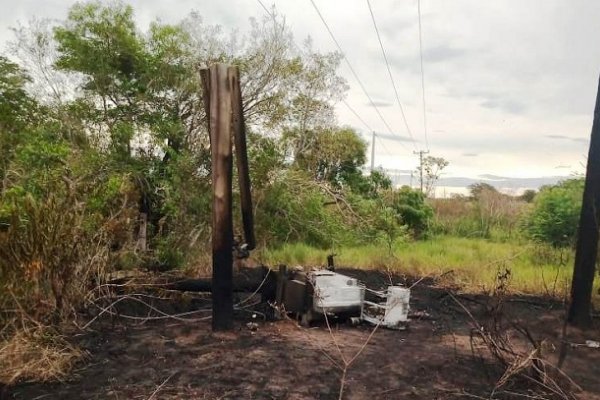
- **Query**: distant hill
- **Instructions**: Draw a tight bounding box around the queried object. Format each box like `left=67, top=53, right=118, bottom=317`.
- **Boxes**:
left=437, top=174, right=576, bottom=190
left=378, top=170, right=581, bottom=196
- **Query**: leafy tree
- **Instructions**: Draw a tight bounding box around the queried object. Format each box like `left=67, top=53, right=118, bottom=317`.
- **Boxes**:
left=180, top=11, right=347, bottom=140
left=0, top=57, right=38, bottom=131
left=471, top=185, right=521, bottom=239
left=293, top=127, right=366, bottom=186
left=523, top=178, right=584, bottom=247
left=416, top=155, right=449, bottom=197
left=1, top=0, right=440, bottom=278
left=390, top=186, right=433, bottom=238
left=9, top=17, right=83, bottom=105
left=54, top=1, right=197, bottom=157
left=346, top=169, right=392, bottom=199
left=469, top=182, right=497, bottom=199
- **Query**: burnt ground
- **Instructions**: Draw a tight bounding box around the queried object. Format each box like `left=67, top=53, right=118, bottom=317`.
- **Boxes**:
left=4, top=268, right=600, bottom=400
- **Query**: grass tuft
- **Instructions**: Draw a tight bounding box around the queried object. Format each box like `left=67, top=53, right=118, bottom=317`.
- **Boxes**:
left=0, top=325, right=85, bottom=385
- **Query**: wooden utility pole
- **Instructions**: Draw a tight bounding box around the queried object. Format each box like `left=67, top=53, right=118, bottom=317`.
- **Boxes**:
left=568, top=75, right=600, bottom=327
left=204, top=64, right=234, bottom=331
left=414, top=150, right=429, bottom=193
left=200, top=64, right=256, bottom=331
left=230, top=67, right=256, bottom=250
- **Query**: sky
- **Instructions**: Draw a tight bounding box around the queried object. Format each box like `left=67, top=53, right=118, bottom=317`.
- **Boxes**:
left=1, top=0, right=599, bottom=192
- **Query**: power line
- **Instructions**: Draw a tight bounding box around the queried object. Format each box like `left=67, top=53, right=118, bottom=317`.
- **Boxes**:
left=256, top=0, right=410, bottom=163
left=255, top=2, right=387, bottom=148
left=344, top=99, right=410, bottom=159
left=377, top=135, right=395, bottom=158
left=343, top=99, right=408, bottom=166
left=308, top=0, right=402, bottom=141
left=256, top=0, right=272, bottom=17
left=342, top=99, right=373, bottom=132
left=374, top=131, right=410, bottom=153
left=371, top=132, right=410, bottom=171
left=417, top=0, right=430, bottom=150
left=366, top=0, right=418, bottom=151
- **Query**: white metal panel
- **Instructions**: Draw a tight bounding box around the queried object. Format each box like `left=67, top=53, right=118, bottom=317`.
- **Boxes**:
left=384, top=286, right=410, bottom=325
left=311, top=271, right=364, bottom=311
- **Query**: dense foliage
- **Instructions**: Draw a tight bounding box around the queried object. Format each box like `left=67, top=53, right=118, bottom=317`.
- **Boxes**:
left=523, top=179, right=584, bottom=247
left=0, top=1, right=430, bottom=326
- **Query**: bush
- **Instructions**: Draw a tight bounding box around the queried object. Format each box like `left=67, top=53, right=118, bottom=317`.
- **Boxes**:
left=255, top=170, right=351, bottom=248
left=253, top=170, right=408, bottom=250
left=523, top=178, right=583, bottom=247
left=390, top=186, right=433, bottom=238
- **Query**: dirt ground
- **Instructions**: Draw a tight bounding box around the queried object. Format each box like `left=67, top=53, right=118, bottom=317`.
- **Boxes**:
left=4, top=269, right=600, bottom=400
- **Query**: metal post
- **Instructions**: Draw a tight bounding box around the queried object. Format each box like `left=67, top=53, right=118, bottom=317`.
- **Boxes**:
left=371, top=131, right=376, bottom=171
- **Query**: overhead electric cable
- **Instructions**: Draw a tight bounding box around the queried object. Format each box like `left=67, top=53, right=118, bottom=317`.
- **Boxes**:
left=255, top=0, right=410, bottom=158
left=342, top=99, right=373, bottom=132
left=417, top=0, right=430, bottom=150
left=308, top=0, right=403, bottom=141
left=366, top=0, right=418, bottom=151
left=377, top=135, right=395, bottom=158
left=256, top=0, right=272, bottom=16
left=343, top=99, right=410, bottom=153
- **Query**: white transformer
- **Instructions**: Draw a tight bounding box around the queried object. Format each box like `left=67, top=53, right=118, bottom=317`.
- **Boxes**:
left=300, top=270, right=410, bottom=329
left=310, top=270, right=365, bottom=313
left=361, top=286, right=410, bottom=329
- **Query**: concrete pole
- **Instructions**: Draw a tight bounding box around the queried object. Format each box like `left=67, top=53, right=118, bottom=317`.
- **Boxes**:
left=371, top=131, right=376, bottom=171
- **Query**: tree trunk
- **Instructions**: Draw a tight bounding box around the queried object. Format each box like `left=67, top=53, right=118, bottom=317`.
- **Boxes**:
left=567, top=75, right=600, bottom=327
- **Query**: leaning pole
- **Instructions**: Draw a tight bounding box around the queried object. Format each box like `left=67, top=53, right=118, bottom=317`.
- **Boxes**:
left=568, top=74, right=600, bottom=327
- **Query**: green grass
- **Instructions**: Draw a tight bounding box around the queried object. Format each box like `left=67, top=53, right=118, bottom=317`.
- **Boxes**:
left=259, top=236, right=599, bottom=301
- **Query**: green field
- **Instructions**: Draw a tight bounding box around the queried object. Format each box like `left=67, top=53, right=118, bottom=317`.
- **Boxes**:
left=261, top=236, right=595, bottom=301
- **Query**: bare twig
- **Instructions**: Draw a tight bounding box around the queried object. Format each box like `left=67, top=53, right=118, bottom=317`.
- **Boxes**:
left=146, top=372, right=176, bottom=400
left=322, top=307, right=383, bottom=400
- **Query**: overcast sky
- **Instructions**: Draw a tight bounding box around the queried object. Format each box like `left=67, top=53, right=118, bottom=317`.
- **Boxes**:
left=1, top=0, right=599, bottom=185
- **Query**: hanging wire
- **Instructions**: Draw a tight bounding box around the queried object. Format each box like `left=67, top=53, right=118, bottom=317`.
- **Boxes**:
left=254, top=0, right=411, bottom=165
left=256, top=0, right=272, bottom=16
left=417, top=0, right=430, bottom=150
left=342, top=99, right=373, bottom=132
left=308, top=0, right=404, bottom=140
left=366, top=0, right=418, bottom=151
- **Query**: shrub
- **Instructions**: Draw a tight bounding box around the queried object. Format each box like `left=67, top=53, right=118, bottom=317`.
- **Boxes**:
left=523, top=178, right=583, bottom=247
left=390, top=186, right=433, bottom=238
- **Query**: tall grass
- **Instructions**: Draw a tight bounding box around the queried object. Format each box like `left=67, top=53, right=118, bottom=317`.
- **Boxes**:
left=260, top=236, right=595, bottom=301
left=429, top=192, right=528, bottom=241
